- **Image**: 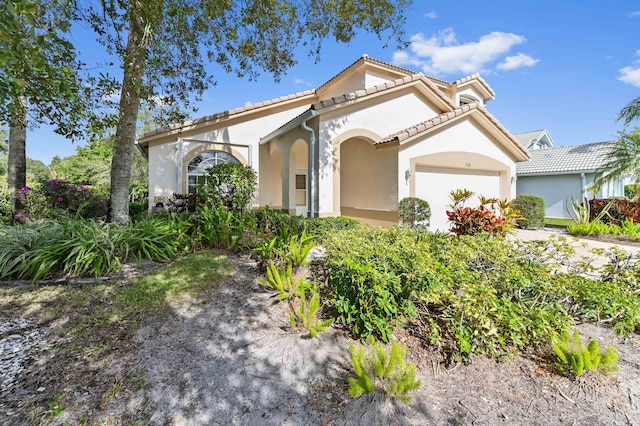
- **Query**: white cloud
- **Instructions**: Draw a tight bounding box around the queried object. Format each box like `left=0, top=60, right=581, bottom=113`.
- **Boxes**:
left=393, top=28, right=538, bottom=76
left=497, top=53, right=539, bottom=70
left=629, top=11, right=640, bottom=17
left=619, top=52, right=640, bottom=88
left=293, top=78, right=313, bottom=87
left=619, top=67, right=640, bottom=87
left=424, top=11, right=437, bottom=19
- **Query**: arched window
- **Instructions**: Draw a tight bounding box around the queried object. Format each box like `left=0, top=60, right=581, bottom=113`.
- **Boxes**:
left=187, top=150, right=239, bottom=193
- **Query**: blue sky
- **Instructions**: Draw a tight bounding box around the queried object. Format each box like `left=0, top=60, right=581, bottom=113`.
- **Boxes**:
left=21, top=0, right=640, bottom=164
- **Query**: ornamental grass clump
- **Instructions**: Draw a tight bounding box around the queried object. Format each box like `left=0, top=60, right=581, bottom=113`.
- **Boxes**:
left=348, top=337, right=421, bottom=404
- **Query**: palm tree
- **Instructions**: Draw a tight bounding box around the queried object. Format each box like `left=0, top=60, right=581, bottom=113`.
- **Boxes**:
left=618, top=97, right=640, bottom=128
left=594, top=129, right=640, bottom=202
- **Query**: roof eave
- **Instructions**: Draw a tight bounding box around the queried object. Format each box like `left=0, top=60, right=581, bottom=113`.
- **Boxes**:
left=259, top=109, right=317, bottom=145
left=137, top=91, right=317, bottom=144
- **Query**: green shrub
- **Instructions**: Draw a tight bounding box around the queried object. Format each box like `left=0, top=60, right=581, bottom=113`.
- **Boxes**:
left=348, top=337, right=421, bottom=403
left=552, top=330, right=619, bottom=376
left=0, top=185, right=11, bottom=225
left=198, top=163, right=257, bottom=212
left=512, top=194, right=545, bottom=228
left=194, top=203, right=255, bottom=249
left=323, top=226, right=640, bottom=360
left=24, top=179, right=108, bottom=220
left=625, top=184, right=640, bottom=200
left=129, top=200, right=148, bottom=218
left=398, top=197, right=431, bottom=229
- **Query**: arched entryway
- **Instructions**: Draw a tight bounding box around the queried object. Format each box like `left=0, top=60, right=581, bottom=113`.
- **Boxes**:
left=339, top=136, right=398, bottom=226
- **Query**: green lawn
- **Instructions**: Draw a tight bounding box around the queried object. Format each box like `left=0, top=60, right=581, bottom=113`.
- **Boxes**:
left=544, top=217, right=573, bottom=228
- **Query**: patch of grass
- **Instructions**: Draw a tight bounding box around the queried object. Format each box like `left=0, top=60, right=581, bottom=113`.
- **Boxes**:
left=110, top=251, right=232, bottom=325
left=544, top=217, right=573, bottom=228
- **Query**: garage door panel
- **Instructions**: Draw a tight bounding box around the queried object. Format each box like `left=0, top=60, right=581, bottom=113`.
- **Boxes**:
left=415, top=168, right=501, bottom=232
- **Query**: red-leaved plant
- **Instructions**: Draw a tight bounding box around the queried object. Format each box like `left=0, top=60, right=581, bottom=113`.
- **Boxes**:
left=446, top=189, right=522, bottom=237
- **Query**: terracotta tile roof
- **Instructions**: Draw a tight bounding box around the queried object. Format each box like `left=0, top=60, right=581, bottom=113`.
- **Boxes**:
left=374, top=102, right=529, bottom=159
left=516, top=141, right=614, bottom=175
left=311, top=73, right=455, bottom=111
left=137, top=89, right=316, bottom=140
left=454, top=73, right=495, bottom=98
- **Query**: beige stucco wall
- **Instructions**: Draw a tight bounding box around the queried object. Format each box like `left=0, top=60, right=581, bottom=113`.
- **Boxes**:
left=340, top=138, right=398, bottom=211
left=148, top=140, right=178, bottom=204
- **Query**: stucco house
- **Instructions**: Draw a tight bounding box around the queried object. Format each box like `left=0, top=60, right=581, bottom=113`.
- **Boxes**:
left=515, top=130, right=625, bottom=219
left=137, top=55, right=529, bottom=231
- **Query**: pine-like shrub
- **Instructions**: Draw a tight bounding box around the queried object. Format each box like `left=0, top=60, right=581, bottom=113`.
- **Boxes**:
left=348, top=337, right=421, bottom=403
left=512, top=194, right=545, bottom=228
left=398, top=197, right=431, bottom=229
left=551, top=330, right=619, bottom=376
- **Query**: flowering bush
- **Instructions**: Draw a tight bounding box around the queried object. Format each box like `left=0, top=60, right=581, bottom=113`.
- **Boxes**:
left=446, top=189, right=521, bottom=237
left=23, top=179, right=108, bottom=219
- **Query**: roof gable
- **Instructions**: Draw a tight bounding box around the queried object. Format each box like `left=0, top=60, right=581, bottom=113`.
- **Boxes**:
left=514, top=129, right=555, bottom=150
left=375, top=102, right=529, bottom=161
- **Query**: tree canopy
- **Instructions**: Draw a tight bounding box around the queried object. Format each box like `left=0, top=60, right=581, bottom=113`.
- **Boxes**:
left=0, top=0, right=87, bottom=134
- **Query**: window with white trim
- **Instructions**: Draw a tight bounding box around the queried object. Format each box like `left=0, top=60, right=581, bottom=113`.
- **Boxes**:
left=187, top=150, right=240, bottom=194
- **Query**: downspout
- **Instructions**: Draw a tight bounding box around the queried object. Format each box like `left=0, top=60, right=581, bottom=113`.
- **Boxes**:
left=177, top=138, right=184, bottom=193
left=300, top=110, right=318, bottom=217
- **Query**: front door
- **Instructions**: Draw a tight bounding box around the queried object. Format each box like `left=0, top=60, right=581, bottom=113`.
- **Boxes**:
left=295, top=171, right=307, bottom=216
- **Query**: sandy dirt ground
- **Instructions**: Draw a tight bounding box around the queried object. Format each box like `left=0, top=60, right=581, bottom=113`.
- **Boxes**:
left=1, top=249, right=639, bottom=425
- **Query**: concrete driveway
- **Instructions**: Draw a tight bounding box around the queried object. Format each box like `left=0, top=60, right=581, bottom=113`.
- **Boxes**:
left=511, top=228, right=640, bottom=270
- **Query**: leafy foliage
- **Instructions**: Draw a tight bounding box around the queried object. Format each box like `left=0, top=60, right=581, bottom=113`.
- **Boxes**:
left=512, top=194, right=545, bottom=228
left=348, top=337, right=421, bottom=403
left=259, top=261, right=308, bottom=301
left=23, top=179, right=108, bottom=220
left=566, top=196, right=614, bottom=225
left=0, top=215, right=181, bottom=280
left=552, top=330, right=619, bottom=376
left=446, top=189, right=521, bottom=236
left=588, top=198, right=640, bottom=224
left=0, top=0, right=88, bottom=136
left=292, top=284, right=334, bottom=337
left=198, top=163, right=257, bottom=212
left=194, top=203, right=255, bottom=249
left=323, top=226, right=640, bottom=360
left=398, top=197, right=431, bottom=229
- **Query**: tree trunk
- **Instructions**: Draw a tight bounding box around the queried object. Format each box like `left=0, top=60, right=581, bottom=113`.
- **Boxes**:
left=8, top=97, right=27, bottom=222
left=109, top=12, right=147, bottom=225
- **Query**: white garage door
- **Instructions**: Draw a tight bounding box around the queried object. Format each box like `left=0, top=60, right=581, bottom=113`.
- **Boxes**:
left=415, top=168, right=501, bottom=232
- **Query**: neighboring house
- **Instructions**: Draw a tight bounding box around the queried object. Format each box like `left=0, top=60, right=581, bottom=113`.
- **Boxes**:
left=137, top=55, right=529, bottom=231
left=515, top=130, right=625, bottom=219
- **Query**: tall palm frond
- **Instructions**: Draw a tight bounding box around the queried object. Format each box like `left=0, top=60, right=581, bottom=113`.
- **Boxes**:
left=594, top=129, right=640, bottom=201
left=618, top=97, right=640, bottom=128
